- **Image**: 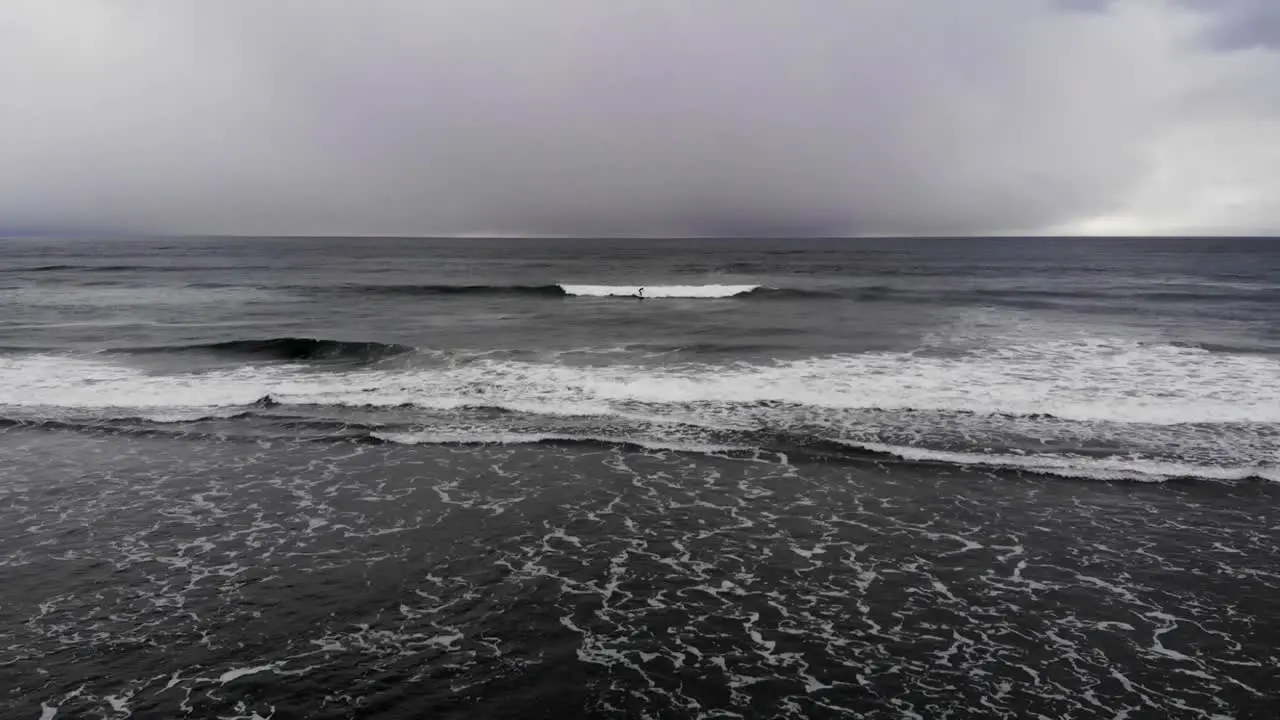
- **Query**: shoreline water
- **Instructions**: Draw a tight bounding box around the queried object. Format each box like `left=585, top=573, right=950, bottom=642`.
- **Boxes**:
left=3, top=430, right=1277, bottom=718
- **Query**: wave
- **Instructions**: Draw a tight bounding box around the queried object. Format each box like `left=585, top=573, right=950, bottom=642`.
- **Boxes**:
left=356, top=428, right=1280, bottom=482
left=72, top=338, right=793, bottom=364
left=559, top=284, right=758, bottom=298
left=2, top=264, right=146, bottom=273
left=290, top=281, right=1277, bottom=305
left=3, top=336, right=1278, bottom=482
left=1, top=264, right=266, bottom=274
left=8, top=339, right=1280, bottom=424
left=1144, top=340, right=1279, bottom=356
left=4, top=405, right=1275, bottom=483
left=104, top=337, right=414, bottom=363
left=346, top=283, right=567, bottom=297
left=370, top=430, right=754, bottom=455
left=834, top=440, right=1279, bottom=483
left=312, top=283, right=794, bottom=299
left=365, top=425, right=1280, bottom=482
left=6, top=407, right=1274, bottom=482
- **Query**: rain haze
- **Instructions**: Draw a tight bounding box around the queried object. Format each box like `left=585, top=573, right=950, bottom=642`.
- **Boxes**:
left=2, top=0, right=1279, bottom=237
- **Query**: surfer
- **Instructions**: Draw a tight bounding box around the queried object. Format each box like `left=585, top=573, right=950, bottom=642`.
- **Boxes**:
left=637, top=287, right=645, bottom=300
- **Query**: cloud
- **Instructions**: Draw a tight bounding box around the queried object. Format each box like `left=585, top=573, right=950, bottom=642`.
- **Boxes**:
left=1, top=0, right=1278, bottom=236
left=1182, top=0, right=1280, bottom=52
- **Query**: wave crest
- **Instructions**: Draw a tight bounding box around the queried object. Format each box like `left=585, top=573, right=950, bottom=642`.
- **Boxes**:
left=317, top=283, right=771, bottom=299
left=108, top=337, right=414, bottom=363
left=4, top=335, right=1279, bottom=483
left=559, top=284, right=758, bottom=298
left=347, top=284, right=565, bottom=297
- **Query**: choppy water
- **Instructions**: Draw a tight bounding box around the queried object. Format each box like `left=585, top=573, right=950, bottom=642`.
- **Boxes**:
left=1, top=236, right=1278, bottom=717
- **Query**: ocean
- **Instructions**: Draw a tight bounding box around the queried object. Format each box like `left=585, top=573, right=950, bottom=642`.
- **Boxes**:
left=1, top=236, right=1278, bottom=718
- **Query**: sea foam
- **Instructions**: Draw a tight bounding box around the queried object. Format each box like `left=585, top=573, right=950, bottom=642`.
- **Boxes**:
left=2, top=337, right=1278, bottom=425
left=2, top=335, right=1277, bottom=481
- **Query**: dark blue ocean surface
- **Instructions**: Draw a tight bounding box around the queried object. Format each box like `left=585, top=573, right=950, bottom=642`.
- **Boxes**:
left=1, top=236, right=1278, bottom=718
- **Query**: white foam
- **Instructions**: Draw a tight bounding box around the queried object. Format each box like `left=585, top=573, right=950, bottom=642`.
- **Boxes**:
left=142, top=409, right=250, bottom=423
left=843, top=441, right=1280, bottom=483
left=373, top=431, right=748, bottom=454
left=375, top=431, right=567, bottom=445
left=219, top=663, right=281, bottom=684
left=3, top=336, right=1278, bottom=480
left=559, top=284, right=758, bottom=298
left=2, top=337, right=1279, bottom=425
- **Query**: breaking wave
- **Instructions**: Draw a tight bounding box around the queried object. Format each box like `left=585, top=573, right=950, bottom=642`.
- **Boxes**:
left=370, top=430, right=754, bottom=455
left=104, top=337, right=415, bottom=364
left=284, top=281, right=1280, bottom=305
left=559, top=284, right=759, bottom=298
left=1, top=334, right=1277, bottom=482
left=316, top=283, right=793, bottom=299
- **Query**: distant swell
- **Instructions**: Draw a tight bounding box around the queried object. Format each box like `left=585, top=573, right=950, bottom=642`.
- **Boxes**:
left=107, top=337, right=414, bottom=363
left=294, top=282, right=1280, bottom=303
left=2, top=264, right=264, bottom=273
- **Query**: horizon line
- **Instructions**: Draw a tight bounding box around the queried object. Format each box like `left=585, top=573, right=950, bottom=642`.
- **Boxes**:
left=4, top=232, right=1279, bottom=241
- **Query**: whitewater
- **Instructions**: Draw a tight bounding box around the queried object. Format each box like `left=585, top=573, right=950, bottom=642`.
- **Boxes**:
left=3, top=332, right=1277, bottom=482
left=558, top=284, right=759, bottom=297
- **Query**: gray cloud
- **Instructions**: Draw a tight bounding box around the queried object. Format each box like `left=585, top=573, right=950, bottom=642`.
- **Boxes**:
left=1052, top=0, right=1114, bottom=13
left=1182, top=0, right=1280, bottom=51
left=1, top=0, right=1278, bottom=236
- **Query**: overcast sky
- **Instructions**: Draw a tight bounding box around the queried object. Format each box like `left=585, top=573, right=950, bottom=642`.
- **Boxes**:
left=2, top=0, right=1278, bottom=237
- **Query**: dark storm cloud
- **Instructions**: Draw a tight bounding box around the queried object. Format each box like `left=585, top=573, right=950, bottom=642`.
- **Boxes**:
left=1, top=0, right=1278, bottom=236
